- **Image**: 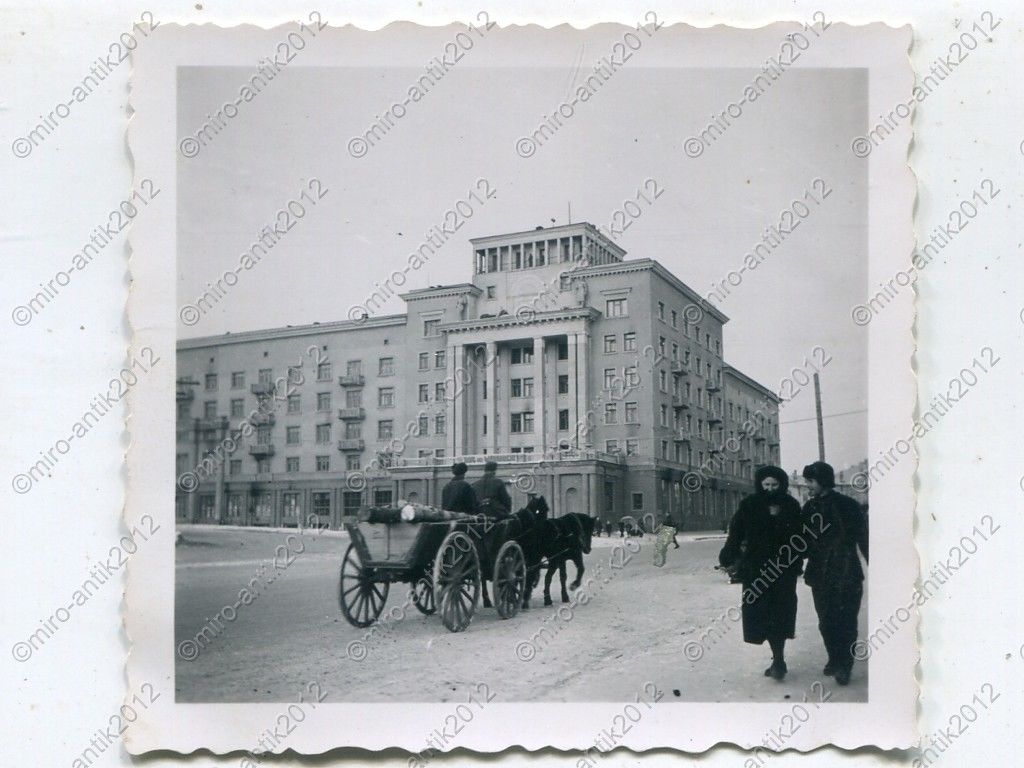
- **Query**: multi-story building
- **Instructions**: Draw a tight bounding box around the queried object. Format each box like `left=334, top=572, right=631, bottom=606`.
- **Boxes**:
left=176, top=222, right=780, bottom=530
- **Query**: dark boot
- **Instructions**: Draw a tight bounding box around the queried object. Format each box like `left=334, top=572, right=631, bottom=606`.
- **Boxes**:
left=835, top=666, right=851, bottom=686
left=763, top=660, right=787, bottom=680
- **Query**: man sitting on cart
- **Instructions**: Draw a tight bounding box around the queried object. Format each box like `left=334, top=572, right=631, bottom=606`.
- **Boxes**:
left=441, top=462, right=478, bottom=514
left=472, top=460, right=512, bottom=519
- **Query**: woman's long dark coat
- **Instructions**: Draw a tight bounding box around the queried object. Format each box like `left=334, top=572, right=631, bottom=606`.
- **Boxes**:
left=719, top=491, right=804, bottom=644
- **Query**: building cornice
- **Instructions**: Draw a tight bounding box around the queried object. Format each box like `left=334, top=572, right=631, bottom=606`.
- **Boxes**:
left=399, top=283, right=482, bottom=302
left=724, top=364, right=780, bottom=404
left=177, top=314, right=407, bottom=350
left=439, top=307, right=600, bottom=334
left=575, top=259, right=730, bottom=325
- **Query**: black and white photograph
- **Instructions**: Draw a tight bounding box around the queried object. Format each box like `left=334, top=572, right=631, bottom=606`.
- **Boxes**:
left=122, top=17, right=916, bottom=754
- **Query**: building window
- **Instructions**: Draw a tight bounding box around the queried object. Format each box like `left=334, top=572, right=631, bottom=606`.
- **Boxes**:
left=378, top=420, right=393, bottom=440
left=606, top=298, right=628, bottom=317
left=482, top=415, right=487, bottom=435
left=558, top=374, right=569, bottom=394
left=423, top=319, right=440, bottom=337
left=379, top=357, right=395, bottom=376
left=603, top=369, right=616, bottom=389
left=435, top=350, right=446, bottom=368
left=379, top=387, right=395, bottom=408
left=256, top=425, right=272, bottom=445
left=606, top=439, right=619, bottom=453
left=706, top=333, right=712, bottom=350
left=659, top=370, right=668, bottom=392
left=418, top=415, right=429, bottom=435
left=510, top=413, right=523, bottom=433
left=346, top=360, right=362, bottom=376
left=632, top=492, right=644, bottom=511
left=342, top=490, right=362, bottom=515
left=316, top=455, right=330, bottom=472
left=624, top=366, right=639, bottom=387
left=659, top=336, right=666, bottom=356
left=345, top=390, right=362, bottom=408
left=672, top=342, right=679, bottom=361
left=419, top=352, right=429, bottom=371
left=258, top=368, right=273, bottom=384
left=287, top=394, right=300, bottom=414
left=671, top=310, right=678, bottom=328
left=510, top=346, right=533, bottom=365
left=418, top=384, right=429, bottom=403
left=205, top=373, right=218, bottom=390
left=660, top=404, right=668, bottom=426
left=626, top=439, right=639, bottom=456
left=345, top=455, right=361, bottom=470
left=511, top=378, right=522, bottom=398
left=229, top=459, right=242, bottom=476
left=231, top=372, right=245, bottom=389
left=286, top=457, right=300, bottom=473
left=522, top=377, right=534, bottom=397
left=715, top=339, right=721, bottom=355
left=662, top=439, right=669, bottom=459
left=317, top=392, right=331, bottom=412
left=373, top=489, right=393, bottom=507
left=558, top=409, right=570, bottom=430
left=486, top=285, right=496, bottom=298
left=557, top=342, right=568, bottom=360
left=287, top=365, right=303, bottom=386
left=625, top=402, right=638, bottom=423
left=605, top=403, right=617, bottom=424
left=435, top=414, right=446, bottom=435
left=286, top=426, right=300, bottom=445
left=623, top=332, right=637, bottom=351
left=317, top=361, right=332, bottom=381
left=316, top=423, right=331, bottom=444
left=658, top=301, right=665, bottom=321
left=204, top=401, right=217, bottom=419
left=604, top=334, right=617, bottom=353
left=230, top=399, right=244, bottom=418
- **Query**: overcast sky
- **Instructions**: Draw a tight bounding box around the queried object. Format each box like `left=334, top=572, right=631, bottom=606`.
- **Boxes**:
left=177, top=61, right=867, bottom=474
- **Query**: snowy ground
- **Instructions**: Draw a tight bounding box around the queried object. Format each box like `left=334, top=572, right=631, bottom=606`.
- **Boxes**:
left=174, top=526, right=867, bottom=703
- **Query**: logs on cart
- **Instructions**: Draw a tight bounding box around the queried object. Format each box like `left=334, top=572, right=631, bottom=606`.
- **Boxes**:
left=357, top=502, right=476, bottom=524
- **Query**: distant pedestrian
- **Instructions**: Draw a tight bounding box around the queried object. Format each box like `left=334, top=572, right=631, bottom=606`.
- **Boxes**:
left=441, top=462, right=478, bottom=514
left=718, top=465, right=803, bottom=681
left=801, top=461, right=869, bottom=687
left=618, top=520, right=625, bottom=538
left=604, top=520, right=613, bottom=537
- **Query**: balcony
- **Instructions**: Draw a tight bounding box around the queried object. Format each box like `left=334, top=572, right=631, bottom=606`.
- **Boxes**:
left=249, top=412, right=275, bottom=426
left=248, top=444, right=275, bottom=457
left=195, top=416, right=225, bottom=432
left=391, top=448, right=624, bottom=468
left=708, top=415, right=723, bottom=425
left=338, top=374, right=366, bottom=387
left=706, top=382, right=722, bottom=393
left=673, top=431, right=692, bottom=443
left=176, top=388, right=195, bottom=402
left=337, top=407, right=366, bottom=420
left=338, top=438, right=366, bottom=451
left=250, top=382, right=275, bottom=396
left=709, top=445, right=724, bottom=455
left=671, top=395, right=689, bottom=411
left=670, top=360, right=689, bottom=376
left=754, top=435, right=766, bottom=443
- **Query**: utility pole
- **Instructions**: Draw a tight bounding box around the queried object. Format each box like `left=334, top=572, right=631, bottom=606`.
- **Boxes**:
left=813, top=373, right=825, bottom=461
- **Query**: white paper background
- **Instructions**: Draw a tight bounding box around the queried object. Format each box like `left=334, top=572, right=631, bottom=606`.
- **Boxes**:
left=0, top=0, right=1020, bottom=765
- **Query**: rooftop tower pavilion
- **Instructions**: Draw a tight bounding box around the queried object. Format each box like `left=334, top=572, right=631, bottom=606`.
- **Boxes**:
left=469, top=222, right=625, bottom=314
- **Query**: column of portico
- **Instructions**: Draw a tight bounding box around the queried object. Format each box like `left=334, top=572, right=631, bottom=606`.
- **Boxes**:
left=487, top=341, right=498, bottom=453
left=447, top=343, right=460, bottom=457
left=533, top=336, right=546, bottom=451
left=568, top=334, right=580, bottom=448
left=576, top=331, right=591, bottom=448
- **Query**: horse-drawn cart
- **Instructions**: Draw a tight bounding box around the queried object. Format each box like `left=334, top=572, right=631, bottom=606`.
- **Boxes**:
left=339, top=504, right=528, bottom=632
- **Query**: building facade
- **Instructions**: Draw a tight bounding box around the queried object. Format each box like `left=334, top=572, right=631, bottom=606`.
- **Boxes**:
left=176, top=222, right=780, bottom=531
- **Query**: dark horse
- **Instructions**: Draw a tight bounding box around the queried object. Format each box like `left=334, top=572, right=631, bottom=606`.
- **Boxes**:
left=475, top=509, right=545, bottom=612
left=538, top=513, right=596, bottom=605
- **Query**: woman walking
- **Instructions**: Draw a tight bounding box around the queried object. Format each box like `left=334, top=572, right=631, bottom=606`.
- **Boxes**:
left=718, top=466, right=804, bottom=680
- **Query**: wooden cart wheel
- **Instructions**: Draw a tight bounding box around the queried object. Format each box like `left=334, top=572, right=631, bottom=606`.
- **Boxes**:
left=411, top=574, right=436, bottom=616
left=493, top=541, right=526, bottom=620
left=432, top=531, right=480, bottom=632
left=338, top=543, right=389, bottom=628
